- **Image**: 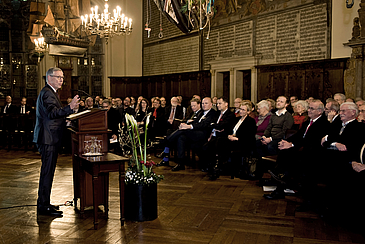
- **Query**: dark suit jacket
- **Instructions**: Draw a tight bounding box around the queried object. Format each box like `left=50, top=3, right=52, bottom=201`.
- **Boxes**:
left=18, top=105, right=32, bottom=114
left=164, top=105, right=184, bottom=121
left=108, top=107, right=122, bottom=137
left=324, top=119, right=365, bottom=162
left=329, top=114, right=343, bottom=134
left=210, top=109, right=236, bottom=137
left=2, top=103, right=17, bottom=114
left=33, top=84, right=73, bottom=146
left=118, top=106, right=136, bottom=124
left=190, top=109, right=218, bottom=136
left=231, top=116, right=257, bottom=153
left=287, top=114, right=330, bottom=152
left=184, top=109, right=203, bottom=124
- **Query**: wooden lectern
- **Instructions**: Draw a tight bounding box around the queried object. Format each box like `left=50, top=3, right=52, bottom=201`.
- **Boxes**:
left=68, top=109, right=110, bottom=212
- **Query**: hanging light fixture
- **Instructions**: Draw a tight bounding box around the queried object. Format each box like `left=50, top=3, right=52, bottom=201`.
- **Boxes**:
left=81, top=0, right=133, bottom=43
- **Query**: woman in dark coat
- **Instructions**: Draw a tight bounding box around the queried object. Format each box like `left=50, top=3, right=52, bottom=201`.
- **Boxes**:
left=148, top=97, right=165, bottom=137
left=216, top=101, right=257, bottom=178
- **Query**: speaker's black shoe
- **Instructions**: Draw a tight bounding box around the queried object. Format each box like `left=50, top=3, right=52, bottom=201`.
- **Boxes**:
left=37, top=206, right=63, bottom=217
left=50, top=204, right=59, bottom=210
left=171, top=164, right=185, bottom=171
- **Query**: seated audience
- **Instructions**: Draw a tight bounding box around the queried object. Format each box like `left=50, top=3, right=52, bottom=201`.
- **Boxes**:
left=357, top=104, right=365, bottom=122
left=255, top=100, right=272, bottom=140
left=160, top=97, right=217, bottom=171
left=149, top=98, right=165, bottom=137
left=135, top=98, right=149, bottom=124
left=201, top=97, right=235, bottom=179
left=321, top=102, right=365, bottom=220
left=164, top=97, right=184, bottom=134
left=288, top=96, right=298, bottom=114
left=130, top=96, right=136, bottom=109
left=355, top=99, right=365, bottom=108
left=18, top=97, right=32, bottom=115
left=2, top=95, right=17, bottom=114
left=213, top=101, right=257, bottom=180
left=263, top=100, right=329, bottom=213
left=266, top=98, right=276, bottom=113
left=256, top=96, right=294, bottom=157
left=102, top=99, right=122, bottom=144
left=325, top=98, right=342, bottom=132
left=158, top=97, right=203, bottom=166
left=84, top=97, right=94, bottom=110
left=333, top=93, right=346, bottom=105
left=233, top=98, right=242, bottom=117
left=292, top=100, right=309, bottom=130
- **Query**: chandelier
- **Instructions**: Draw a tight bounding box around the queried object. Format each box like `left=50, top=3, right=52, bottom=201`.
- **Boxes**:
left=34, top=36, right=47, bottom=53
left=81, top=0, right=133, bottom=43
left=32, top=34, right=48, bottom=62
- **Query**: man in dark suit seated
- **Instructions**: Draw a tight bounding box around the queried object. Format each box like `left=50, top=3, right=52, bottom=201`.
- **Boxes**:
left=263, top=100, right=330, bottom=211
left=2, top=95, right=17, bottom=114
left=33, top=67, right=79, bottom=217
left=18, top=97, right=32, bottom=115
left=200, top=96, right=235, bottom=178
left=325, top=98, right=341, bottom=127
left=164, top=97, right=184, bottom=135
left=320, top=102, right=365, bottom=219
left=158, top=98, right=202, bottom=166
left=160, top=97, right=217, bottom=171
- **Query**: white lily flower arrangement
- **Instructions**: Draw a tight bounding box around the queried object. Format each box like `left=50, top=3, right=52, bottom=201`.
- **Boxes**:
left=124, top=113, right=164, bottom=186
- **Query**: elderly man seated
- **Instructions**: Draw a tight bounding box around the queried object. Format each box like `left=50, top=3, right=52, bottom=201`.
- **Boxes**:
left=159, top=97, right=217, bottom=171
left=320, top=102, right=365, bottom=221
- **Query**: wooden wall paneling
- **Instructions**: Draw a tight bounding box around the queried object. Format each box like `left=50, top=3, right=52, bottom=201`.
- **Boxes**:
left=165, top=77, right=171, bottom=99
left=257, top=66, right=274, bottom=100
left=273, top=71, right=287, bottom=99
left=161, top=76, right=166, bottom=97
left=304, top=63, right=324, bottom=100
left=288, top=66, right=305, bottom=100
left=200, top=72, right=211, bottom=98
left=242, top=70, right=251, bottom=100
left=172, top=74, right=180, bottom=97
left=324, top=59, right=346, bottom=100
left=156, top=77, right=162, bottom=97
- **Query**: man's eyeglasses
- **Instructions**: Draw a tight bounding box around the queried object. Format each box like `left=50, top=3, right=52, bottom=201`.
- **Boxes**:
left=359, top=110, right=365, bottom=113
left=50, top=75, right=64, bottom=79
left=308, top=107, right=318, bottom=110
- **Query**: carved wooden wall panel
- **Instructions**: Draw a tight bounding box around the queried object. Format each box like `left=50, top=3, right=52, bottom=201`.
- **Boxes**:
left=257, top=59, right=347, bottom=102
left=110, top=71, right=211, bottom=104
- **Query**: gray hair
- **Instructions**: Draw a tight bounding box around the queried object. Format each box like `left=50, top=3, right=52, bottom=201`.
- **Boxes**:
left=46, top=67, right=62, bottom=83
left=311, top=99, right=325, bottom=112
left=341, top=102, right=359, bottom=116
left=257, top=100, right=270, bottom=111
left=334, top=93, right=346, bottom=101
left=102, top=99, right=111, bottom=106
left=294, top=100, right=309, bottom=111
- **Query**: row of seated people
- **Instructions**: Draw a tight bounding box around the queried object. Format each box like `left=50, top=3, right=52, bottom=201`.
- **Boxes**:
left=0, top=96, right=36, bottom=149
left=135, top=94, right=364, bottom=227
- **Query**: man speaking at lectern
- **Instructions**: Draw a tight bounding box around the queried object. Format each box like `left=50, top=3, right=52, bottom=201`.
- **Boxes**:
left=33, top=67, right=79, bottom=217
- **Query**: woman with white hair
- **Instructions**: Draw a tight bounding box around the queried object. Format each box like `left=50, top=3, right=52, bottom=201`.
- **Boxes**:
left=292, top=100, right=309, bottom=130
left=255, top=100, right=272, bottom=140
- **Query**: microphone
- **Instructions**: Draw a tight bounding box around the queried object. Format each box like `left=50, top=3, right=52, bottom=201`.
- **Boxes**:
left=72, top=89, right=92, bottom=98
